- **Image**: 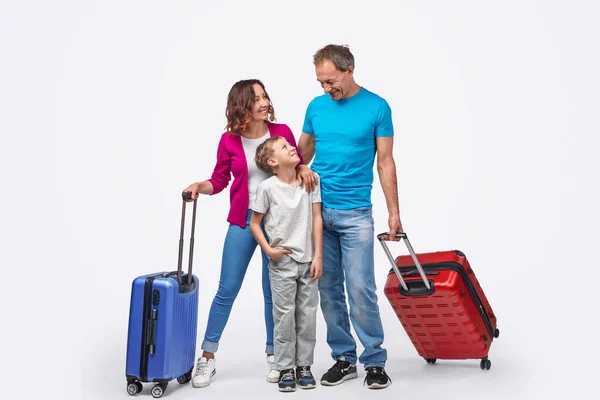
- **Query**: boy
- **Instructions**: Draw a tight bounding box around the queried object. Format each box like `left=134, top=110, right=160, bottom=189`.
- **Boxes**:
left=249, top=136, right=323, bottom=392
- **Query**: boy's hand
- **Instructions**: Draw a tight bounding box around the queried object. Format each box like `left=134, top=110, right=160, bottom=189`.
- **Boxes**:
left=310, top=258, right=323, bottom=280
left=268, top=247, right=291, bottom=260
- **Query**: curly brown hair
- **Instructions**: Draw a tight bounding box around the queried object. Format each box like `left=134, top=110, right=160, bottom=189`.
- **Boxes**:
left=254, top=136, right=283, bottom=174
left=225, top=79, right=276, bottom=136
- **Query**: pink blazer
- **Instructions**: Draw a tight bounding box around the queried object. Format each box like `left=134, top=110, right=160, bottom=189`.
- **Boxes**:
left=207, top=122, right=304, bottom=228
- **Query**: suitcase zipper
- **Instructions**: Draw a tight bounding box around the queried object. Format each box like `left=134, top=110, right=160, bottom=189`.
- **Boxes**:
left=139, top=273, right=167, bottom=382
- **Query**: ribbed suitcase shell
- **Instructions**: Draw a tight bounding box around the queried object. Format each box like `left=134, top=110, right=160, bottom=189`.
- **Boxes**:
left=384, top=250, right=498, bottom=363
left=125, top=272, right=199, bottom=383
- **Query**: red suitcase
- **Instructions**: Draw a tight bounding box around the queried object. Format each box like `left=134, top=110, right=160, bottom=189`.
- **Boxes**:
left=378, top=232, right=499, bottom=370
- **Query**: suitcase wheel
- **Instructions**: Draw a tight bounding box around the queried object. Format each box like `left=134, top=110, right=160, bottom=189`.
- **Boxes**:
left=494, top=328, right=500, bottom=338
left=151, top=383, right=167, bottom=398
left=480, top=358, right=492, bottom=370
left=424, top=358, right=437, bottom=364
left=126, top=381, right=142, bottom=396
left=177, top=367, right=193, bottom=384
left=177, top=371, right=192, bottom=384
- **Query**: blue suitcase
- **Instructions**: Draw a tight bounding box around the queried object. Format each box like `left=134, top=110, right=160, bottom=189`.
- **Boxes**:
left=125, top=193, right=199, bottom=398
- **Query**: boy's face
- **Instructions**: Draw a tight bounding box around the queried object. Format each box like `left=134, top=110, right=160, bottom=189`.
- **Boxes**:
left=268, top=138, right=299, bottom=169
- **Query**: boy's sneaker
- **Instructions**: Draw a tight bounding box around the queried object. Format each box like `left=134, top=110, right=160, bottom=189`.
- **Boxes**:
left=278, top=368, right=296, bottom=392
left=192, top=357, right=216, bottom=388
left=295, top=366, right=316, bottom=389
left=266, top=355, right=279, bottom=383
left=364, top=366, right=391, bottom=389
left=320, top=359, right=358, bottom=386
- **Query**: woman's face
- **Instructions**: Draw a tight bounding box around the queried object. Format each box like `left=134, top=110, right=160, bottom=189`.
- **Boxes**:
left=251, top=83, right=270, bottom=121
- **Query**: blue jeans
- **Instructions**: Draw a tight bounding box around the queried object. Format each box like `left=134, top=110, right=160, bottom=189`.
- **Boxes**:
left=202, top=210, right=274, bottom=354
left=319, top=206, right=387, bottom=367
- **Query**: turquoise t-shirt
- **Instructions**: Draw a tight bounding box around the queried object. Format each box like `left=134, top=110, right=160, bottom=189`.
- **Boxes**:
left=302, top=87, right=394, bottom=209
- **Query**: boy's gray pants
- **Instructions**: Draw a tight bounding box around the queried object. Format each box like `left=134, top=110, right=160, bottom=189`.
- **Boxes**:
left=269, top=255, right=318, bottom=370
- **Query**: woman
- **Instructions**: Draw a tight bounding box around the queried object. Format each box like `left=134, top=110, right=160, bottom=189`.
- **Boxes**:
left=183, top=79, right=305, bottom=388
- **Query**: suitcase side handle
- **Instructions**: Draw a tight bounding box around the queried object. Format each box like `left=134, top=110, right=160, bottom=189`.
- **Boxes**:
left=177, top=191, right=197, bottom=286
left=377, top=232, right=431, bottom=291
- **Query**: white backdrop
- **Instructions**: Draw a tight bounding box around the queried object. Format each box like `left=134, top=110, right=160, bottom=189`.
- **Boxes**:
left=2, top=1, right=598, bottom=399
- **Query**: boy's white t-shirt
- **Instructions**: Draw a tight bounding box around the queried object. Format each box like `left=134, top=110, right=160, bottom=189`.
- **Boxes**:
left=241, top=132, right=272, bottom=208
left=251, top=175, right=322, bottom=263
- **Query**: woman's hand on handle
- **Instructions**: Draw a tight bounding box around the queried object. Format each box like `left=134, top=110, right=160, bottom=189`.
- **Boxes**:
left=183, top=181, right=214, bottom=202
left=183, top=182, right=200, bottom=202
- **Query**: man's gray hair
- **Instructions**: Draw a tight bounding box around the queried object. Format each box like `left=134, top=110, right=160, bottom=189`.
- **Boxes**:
left=313, top=44, right=355, bottom=72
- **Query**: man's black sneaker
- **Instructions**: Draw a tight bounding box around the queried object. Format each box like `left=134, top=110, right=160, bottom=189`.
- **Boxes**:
left=364, top=366, right=391, bottom=389
left=295, top=366, right=316, bottom=389
left=278, top=369, right=296, bottom=392
left=320, top=359, right=358, bottom=386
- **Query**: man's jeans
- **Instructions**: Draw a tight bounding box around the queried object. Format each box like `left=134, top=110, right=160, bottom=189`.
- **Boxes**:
left=202, top=210, right=274, bottom=354
left=319, top=205, right=387, bottom=367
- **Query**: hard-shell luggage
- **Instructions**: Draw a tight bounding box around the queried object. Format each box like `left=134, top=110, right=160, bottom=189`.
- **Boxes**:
left=125, top=193, right=199, bottom=397
left=378, top=232, right=499, bottom=370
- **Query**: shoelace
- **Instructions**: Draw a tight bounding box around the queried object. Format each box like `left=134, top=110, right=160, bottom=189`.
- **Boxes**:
left=363, top=367, right=392, bottom=385
left=281, top=370, right=295, bottom=381
left=298, top=367, right=312, bottom=378
left=194, top=359, right=208, bottom=376
left=328, top=359, right=349, bottom=372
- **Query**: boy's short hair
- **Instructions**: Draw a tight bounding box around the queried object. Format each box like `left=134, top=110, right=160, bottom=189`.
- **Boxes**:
left=255, top=136, right=283, bottom=174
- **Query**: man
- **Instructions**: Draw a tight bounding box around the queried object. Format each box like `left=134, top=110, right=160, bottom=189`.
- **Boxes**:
left=297, top=44, right=403, bottom=390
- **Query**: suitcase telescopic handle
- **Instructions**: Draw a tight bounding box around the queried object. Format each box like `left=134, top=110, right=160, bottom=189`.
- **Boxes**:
left=377, top=232, right=431, bottom=291
left=177, top=191, right=197, bottom=285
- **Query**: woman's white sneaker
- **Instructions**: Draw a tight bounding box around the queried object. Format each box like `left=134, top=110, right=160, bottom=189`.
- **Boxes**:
left=266, top=355, right=280, bottom=383
left=192, top=357, right=216, bottom=388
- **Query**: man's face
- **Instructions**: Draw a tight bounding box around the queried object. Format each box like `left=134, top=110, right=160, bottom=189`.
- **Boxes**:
left=315, top=60, right=353, bottom=101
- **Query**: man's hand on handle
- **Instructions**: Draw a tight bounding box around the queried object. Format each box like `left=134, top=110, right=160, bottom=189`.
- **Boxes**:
left=381, top=213, right=403, bottom=241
